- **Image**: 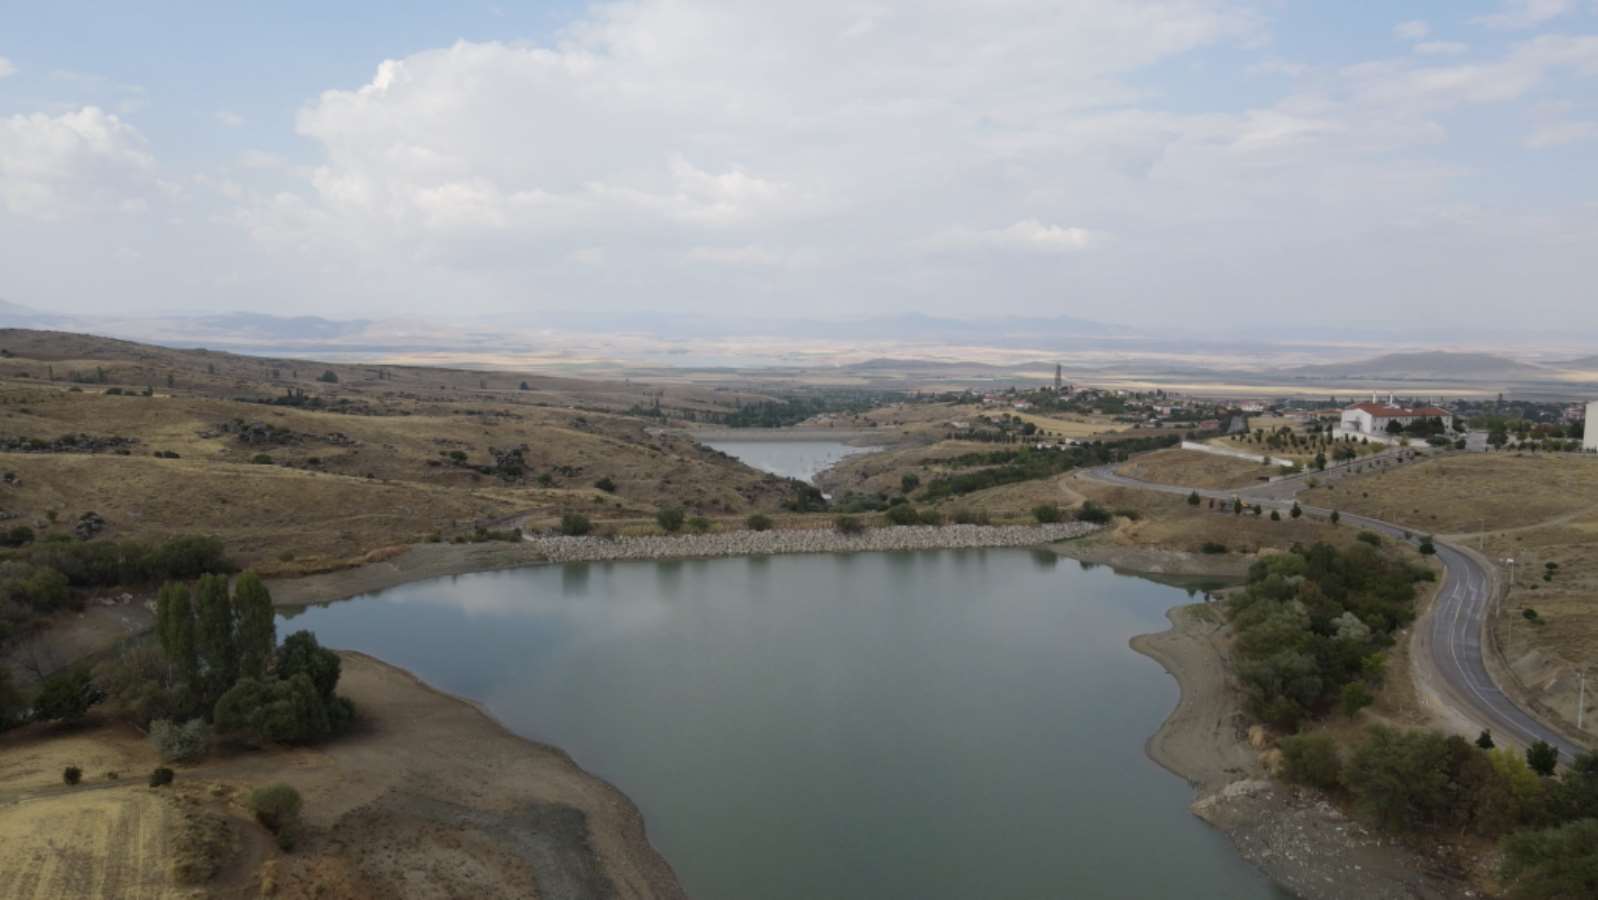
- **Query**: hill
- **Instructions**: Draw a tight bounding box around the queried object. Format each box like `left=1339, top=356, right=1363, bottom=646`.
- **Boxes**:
left=1278, top=351, right=1548, bottom=382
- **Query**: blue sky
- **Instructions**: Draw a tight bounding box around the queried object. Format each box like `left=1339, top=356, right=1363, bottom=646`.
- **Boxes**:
left=1, top=0, right=1596, bottom=336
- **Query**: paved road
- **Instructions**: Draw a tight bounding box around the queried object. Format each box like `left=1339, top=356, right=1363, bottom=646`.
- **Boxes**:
left=1083, top=462, right=1588, bottom=760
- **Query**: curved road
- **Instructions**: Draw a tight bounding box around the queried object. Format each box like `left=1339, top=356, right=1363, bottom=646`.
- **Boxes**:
left=1083, top=461, right=1587, bottom=761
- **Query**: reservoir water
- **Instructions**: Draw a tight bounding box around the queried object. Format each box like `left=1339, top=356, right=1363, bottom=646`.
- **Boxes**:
left=701, top=439, right=874, bottom=483
left=282, top=550, right=1287, bottom=899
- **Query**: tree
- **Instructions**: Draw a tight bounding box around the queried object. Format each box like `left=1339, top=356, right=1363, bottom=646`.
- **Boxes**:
left=275, top=631, right=341, bottom=701
left=655, top=506, right=685, bottom=533
left=1330, top=510, right=1341, bottom=525
left=1187, top=491, right=1201, bottom=506
left=1500, top=819, right=1598, bottom=900
left=1528, top=740, right=1560, bottom=777
left=149, top=718, right=210, bottom=762
left=233, top=573, right=275, bottom=681
left=250, top=783, right=303, bottom=835
left=1290, top=502, right=1302, bottom=519
left=1270, top=509, right=1281, bottom=521
left=1341, top=681, right=1375, bottom=717
left=1031, top=503, right=1062, bottom=524
left=1279, top=732, right=1341, bottom=790
left=1343, top=726, right=1468, bottom=831
left=834, top=515, right=864, bottom=535
left=1477, top=729, right=1496, bottom=750
left=559, top=512, right=592, bottom=536
left=745, top=513, right=773, bottom=532
left=0, top=668, right=27, bottom=732
left=593, top=477, right=617, bottom=493
left=519, top=381, right=530, bottom=391
left=901, top=473, right=921, bottom=494
left=194, top=573, right=237, bottom=704
left=33, top=668, right=104, bottom=724
left=1314, top=451, right=1327, bottom=471
left=317, top=370, right=339, bottom=384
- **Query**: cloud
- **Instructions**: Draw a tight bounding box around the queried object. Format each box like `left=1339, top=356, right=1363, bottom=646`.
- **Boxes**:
left=1525, top=119, right=1598, bottom=147
left=0, top=56, right=15, bottom=79
left=1471, top=0, right=1578, bottom=30
left=1414, top=41, right=1470, bottom=57
left=1394, top=20, right=1430, bottom=41
left=216, top=110, right=246, bottom=128
left=0, top=106, right=157, bottom=218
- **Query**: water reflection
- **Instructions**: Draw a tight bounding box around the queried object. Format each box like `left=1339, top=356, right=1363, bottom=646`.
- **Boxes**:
left=284, top=550, right=1286, bottom=900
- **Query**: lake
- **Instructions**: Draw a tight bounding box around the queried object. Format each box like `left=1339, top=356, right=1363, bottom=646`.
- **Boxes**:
left=282, top=550, right=1288, bottom=900
left=701, top=439, right=875, bottom=483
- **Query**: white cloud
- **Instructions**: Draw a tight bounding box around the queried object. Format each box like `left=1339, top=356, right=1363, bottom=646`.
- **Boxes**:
left=1525, top=119, right=1598, bottom=147
left=1472, top=0, right=1578, bottom=30
left=1394, top=20, right=1430, bottom=41
left=0, top=56, right=16, bottom=79
left=1414, top=41, right=1470, bottom=57
left=0, top=106, right=156, bottom=218
left=215, top=110, right=245, bottom=128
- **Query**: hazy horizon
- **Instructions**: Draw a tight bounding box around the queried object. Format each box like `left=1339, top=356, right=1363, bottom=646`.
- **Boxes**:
left=3, top=1, right=1597, bottom=336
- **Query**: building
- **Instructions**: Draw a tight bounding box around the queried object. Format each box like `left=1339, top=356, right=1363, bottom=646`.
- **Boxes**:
left=1339, top=397, right=1454, bottom=435
left=1585, top=401, right=1598, bottom=452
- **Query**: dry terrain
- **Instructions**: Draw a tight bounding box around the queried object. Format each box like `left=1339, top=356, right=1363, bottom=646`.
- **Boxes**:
left=1115, top=448, right=1277, bottom=491
left=0, top=652, right=684, bottom=900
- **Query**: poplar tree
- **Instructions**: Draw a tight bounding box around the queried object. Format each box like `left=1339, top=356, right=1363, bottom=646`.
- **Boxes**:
left=194, top=573, right=238, bottom=702
left=233, top=572, right=276, bottom=681
left=156, top=582, right=198, bottom=687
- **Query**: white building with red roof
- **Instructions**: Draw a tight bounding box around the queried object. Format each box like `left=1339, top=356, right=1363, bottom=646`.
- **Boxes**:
left=1339, top=397, right=1454, bottom=436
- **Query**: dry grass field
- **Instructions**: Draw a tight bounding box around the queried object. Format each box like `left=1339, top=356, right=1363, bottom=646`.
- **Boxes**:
left=1115, top=448, right=1277, bottom=490
left=0, top=330, right=804, bottom=571
left=1299, top=453, right=1598, bottom=535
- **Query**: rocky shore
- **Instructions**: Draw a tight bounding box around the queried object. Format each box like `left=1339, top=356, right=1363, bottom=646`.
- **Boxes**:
left=523, top=521, right=1099, bottom=562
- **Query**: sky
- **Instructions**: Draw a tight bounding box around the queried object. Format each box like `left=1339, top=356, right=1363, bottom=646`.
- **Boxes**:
left=1, top=0, right=1596, bottom=335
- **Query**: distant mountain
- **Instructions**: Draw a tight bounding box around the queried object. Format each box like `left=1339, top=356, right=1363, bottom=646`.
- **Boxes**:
left=1555, top=355, right=1598, bottom=370
left=1278, top=351, right=1548, bottom=381
left=0, top=299, right=65, bottom=326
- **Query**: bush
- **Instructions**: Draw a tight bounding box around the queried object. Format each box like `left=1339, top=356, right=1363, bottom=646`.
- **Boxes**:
left=1200, top=542, right=1227, bottom=555
left=33, top=668, right=104, bottom=724
left=1074, top=501, right=1111, bottom=524
left=950, top=508, right=990, bottom=526
left=834, top=515, right=865, bottom=536
left=1187, top=491, right=1201, bottom=506
left=901, top=473, right=920, bottom=494
left=1031, top=503, right=1062, bottom=524
left=250, top=453, right=273, bottom=465
left=687, top=516, right=712, bottom=534
left=558, top=513, right=592, bottom=536
left=1500, top=819, right=1598, bottom=899
left=1269, top=510, right=1281, bottom=521
left=63, top=766, right=82, bottom=785
left=884, top=504, right=922, bottom=526
left=1357, top=531, right=1383, bottom=547
left=918, top=509, right=944, bottom=527
left=149, top=767, right=175, bottom=787
left=150, top=718, right=210, bottom=763
left=316, top=370, right=339, bottom=384
left=745, top=513, right=773, bottom=532
left=655, top=507, right=685, bottom=533
left=1341, top=681, right=1375, bottom=717
left=1528, top=740, right=1560, bottom=777
left=593, top=476, right=617, bottom=493
left=1279, top=733, right=1341, bottom=790
left=1418, top=539, right=1436, bottom=555
left=250, top=783, right=303, bottom=835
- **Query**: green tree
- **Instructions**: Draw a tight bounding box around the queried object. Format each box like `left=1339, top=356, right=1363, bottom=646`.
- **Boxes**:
left=0, top=668, right=26, bottom=731
left=901, top=473, right=920, bottom=494
left=1279, top=732, right=1341, bottom=790
left=233, top=572, right=276, bottom=681
left=1186, top=490, right=1201, bottom=506
left=1343, top=726, right=1469, bottom=831
left=1341, top=681, right=1375, bottom=717
left=1500, top=819, right=1598, bottom=900
left=194, top=573, right=237, bottom=703
left=1528, top=740, right=1560, bottom=777
left=745, top=513, right=773, bottom=532
left=250, top=783, right=303, bottom=835
left=559, top=512, right=592, bottom=536
left=655, top=506, right=686, bottom=533
left=1290, top=502, right=1302, bottom=519
left=1477, top=729, right=1496, bottom=750
left=156, top=582, right=199, bottom=687
left=275, top=631, right=341, bottom=701
left=33, top=668, right=105, bottom=724
left=1031, top=503, right=1062, bottom=524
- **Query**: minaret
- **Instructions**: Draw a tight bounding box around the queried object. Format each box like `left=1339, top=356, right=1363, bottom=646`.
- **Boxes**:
left=1055, top=364, right=1062, bottom=392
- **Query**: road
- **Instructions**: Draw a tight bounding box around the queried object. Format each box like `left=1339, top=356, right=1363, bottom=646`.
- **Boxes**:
left=1082, top=460, right=1587, bottom=761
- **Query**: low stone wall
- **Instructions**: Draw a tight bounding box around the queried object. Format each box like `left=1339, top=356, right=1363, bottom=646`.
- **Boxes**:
left=1180, top=440, right=1297, bottom=467
left=523, top=522, right=1098, bottom=563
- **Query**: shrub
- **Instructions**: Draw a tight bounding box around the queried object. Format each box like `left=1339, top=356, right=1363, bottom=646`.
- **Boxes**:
left=594, top=477, right=617, bottom=493
left=1031, top=503, right=1062, bottom=524
left=1074, top=501, right=1111, bottom=524
left=1290, top=502, right=1302, bottom=519
left=950, top=508, right=989, bottom=526
left=656, top=507, right=686, bottom=533
left=1279, top=733, right=1341, bottom=790
left=1477, top=730, right=1495, bottom=750
left=250, top=783, right=303, bottom=835
left=1418, top=539, right=1436, bottom=555
left=745, top=513, right=773, bottom=532
left=884, top=504, right=922, bottom=526
left=1341, top=681, right=1375, bottom=717
left=918, top=509, right=944, bottom=526
left=900, top=473, right=920, bottom=494
left=1500, top=819, right=1598, bottom=899
left=834, top=515, right=865, bottom=536
left=33, top=668, right=104, bottom=724
left=1269, top=510, right=1281, bottom=521
left=558, top=513, right=592, bottom=536
left=63, top=766, right=82, bottom=785
left=149, top=767, right=175, bottom=787
left=1357, top=531, right=1383, bottom=547
left=150, top=718, right=210, bottom=763
left=687, top=516, right=712, bottom=534
left=316, top=370, right=339, bottom=384
left=1200, top=542, right=1227, bottom=555
left=250, top=453, right=273, bottom=465
left=1186, top=491, right=1201, bottom=506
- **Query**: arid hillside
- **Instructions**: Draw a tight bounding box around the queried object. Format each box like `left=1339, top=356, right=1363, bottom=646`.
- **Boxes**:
left=0, top=329, right=804, bottom=572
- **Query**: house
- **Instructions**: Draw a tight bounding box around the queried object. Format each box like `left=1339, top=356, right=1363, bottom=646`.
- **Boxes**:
left=1340, top=399, right=1454, bottom=435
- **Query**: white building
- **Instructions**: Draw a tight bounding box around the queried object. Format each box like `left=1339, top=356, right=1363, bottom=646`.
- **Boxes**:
left=1340, top=399, right=1454, bottom=435
left=1585, top=401, right=1598, bottom=452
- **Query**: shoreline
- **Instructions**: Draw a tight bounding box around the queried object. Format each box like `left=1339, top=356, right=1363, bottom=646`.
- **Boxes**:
left=267, top=522, right=1099, bottom=607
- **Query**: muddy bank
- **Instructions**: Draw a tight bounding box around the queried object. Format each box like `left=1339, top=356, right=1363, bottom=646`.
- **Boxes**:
left=268, top=523, right=1098, bottom=607
left=1049, top=534, right=1251, bottom=579
left=1132, top=604, right=1475, bottom=900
